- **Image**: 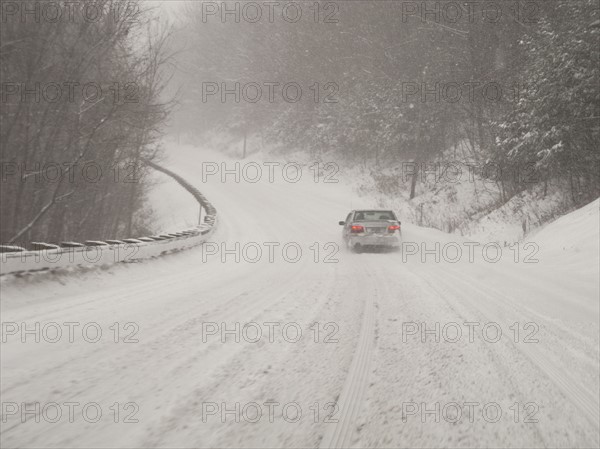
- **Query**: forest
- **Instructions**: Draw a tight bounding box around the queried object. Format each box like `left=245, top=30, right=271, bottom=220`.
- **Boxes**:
left=1, top=0, right=598, bottom=242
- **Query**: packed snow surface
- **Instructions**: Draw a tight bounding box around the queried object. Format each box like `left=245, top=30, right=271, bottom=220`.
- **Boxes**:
left=1, top=144, right=598, bottom=448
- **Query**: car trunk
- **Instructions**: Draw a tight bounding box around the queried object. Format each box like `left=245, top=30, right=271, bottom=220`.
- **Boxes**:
left=356, top=221, right=395, bottom=235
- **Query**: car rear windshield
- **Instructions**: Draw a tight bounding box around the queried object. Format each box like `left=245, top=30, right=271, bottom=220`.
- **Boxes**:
left=354, top=211, right=396, bottom=221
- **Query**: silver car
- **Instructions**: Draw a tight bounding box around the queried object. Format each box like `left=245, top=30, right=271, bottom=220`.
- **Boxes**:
left=339, top=210, right=402, bottom=253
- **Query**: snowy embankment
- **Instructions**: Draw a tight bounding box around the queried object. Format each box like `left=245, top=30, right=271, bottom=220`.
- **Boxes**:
left=1, top=143, right=598, bottom=448
left=354, top=160, right=582, bottom=244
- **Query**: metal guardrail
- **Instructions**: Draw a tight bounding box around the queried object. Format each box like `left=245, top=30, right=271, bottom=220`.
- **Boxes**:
left=0, top=162, right=217, bottom=276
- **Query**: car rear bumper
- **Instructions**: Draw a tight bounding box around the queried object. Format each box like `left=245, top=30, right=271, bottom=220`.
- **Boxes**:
left=349, top=234, right=401, bottom=247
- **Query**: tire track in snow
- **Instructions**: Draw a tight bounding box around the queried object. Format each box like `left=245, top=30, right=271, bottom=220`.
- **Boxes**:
left=319, top=264, right=377, bottom=449
left=140, top=265, right=345, bottom=448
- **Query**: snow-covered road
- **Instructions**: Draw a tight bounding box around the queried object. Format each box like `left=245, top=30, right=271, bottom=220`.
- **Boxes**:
left=1, top=146, right=598, bottom=448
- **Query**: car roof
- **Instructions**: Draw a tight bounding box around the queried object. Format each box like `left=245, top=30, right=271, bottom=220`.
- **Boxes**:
left=353, top=209, right=394, bottom=213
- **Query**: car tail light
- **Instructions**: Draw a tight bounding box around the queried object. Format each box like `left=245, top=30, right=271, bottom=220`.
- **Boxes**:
left=350, top=225, right=365, bottom=233
left=388, top=225, right=400, bottom=233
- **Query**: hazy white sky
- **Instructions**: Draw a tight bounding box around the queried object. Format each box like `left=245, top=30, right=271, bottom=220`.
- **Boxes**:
left=159, top=1, right=185, bottom=11
left=146, top=0, right=185, bottom=20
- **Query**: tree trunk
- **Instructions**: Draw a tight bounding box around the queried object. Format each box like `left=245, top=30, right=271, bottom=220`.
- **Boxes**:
left=409, top=65, right=428, bottom=200
left=242, top=130, right=247, bottom=159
